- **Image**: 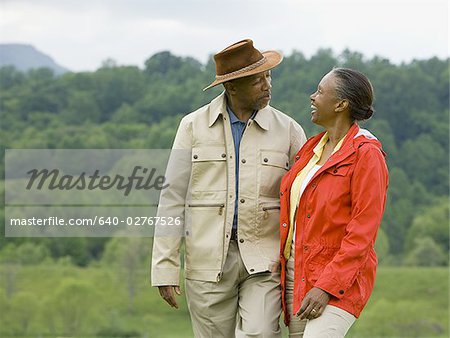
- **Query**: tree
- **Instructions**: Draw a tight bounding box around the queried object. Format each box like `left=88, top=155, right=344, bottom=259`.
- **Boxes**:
left=102, top=237, right=152, bottom=314
left=374, top=228, right=390, bottom=264
left=50, top=279, right=101, bottom=335
left=399, top=134, right=448, bottom=195
left=405, top=197, right=449, bottom=260
left=94, top=65, right=145, bottom=122
left=9, top=292, right=39, bottom=335
left=404, top=237, right=447, bottom=267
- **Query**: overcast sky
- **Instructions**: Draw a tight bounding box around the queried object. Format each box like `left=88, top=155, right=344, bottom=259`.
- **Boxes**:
left=0, top=0, right=448, bottom=72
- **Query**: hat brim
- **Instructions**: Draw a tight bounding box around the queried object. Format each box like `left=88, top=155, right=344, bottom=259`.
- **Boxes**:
left=203, top=50, right=283, bottom=91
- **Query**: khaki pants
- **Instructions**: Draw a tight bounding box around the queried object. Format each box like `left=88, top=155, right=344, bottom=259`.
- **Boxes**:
left=185, top=240, right=282, bottom=338
left=286, top=245, right=356, bottom=337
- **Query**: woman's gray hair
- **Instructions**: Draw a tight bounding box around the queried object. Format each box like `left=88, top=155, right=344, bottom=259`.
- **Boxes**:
left=332, top=68, right=375, bottom=121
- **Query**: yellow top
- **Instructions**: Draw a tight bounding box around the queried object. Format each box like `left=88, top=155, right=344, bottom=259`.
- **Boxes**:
left=284, top=132, right=346, bottom=259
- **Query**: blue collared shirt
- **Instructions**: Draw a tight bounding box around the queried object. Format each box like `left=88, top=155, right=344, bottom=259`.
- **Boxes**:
left=227, top=106, right=257, bottom=230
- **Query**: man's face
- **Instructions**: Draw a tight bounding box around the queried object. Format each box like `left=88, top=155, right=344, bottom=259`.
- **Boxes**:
left=228, top=71, right=272, bottom=111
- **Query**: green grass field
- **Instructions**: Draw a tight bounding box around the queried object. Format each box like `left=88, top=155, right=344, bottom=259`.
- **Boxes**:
left=0, top=265, right=448, bottom=338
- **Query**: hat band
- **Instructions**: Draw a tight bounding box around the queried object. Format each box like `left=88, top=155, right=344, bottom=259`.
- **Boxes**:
left=215, top=56, right=267, bottom=81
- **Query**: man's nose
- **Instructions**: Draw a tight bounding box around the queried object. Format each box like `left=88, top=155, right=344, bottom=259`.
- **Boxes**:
left=263, top=78, right=272, bottom=91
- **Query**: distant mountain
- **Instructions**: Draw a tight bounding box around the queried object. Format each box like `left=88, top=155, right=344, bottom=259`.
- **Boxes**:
left=0, top=43, right=70, bottom=74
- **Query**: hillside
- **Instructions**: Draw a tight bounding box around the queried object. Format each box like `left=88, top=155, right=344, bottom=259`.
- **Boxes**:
left=0, top=43, right=69, bottom=74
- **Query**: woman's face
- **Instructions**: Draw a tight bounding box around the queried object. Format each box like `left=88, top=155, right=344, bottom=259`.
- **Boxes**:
left=309, top=71, right=341, bottom=127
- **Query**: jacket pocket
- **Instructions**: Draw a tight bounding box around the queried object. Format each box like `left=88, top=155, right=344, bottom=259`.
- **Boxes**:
left=191, top=146, right=227, bottom=192
left=185, top=203, right=226, bottom=270
left=258, top=200, right=281, bottom=264
left=262, top=205, right=281, bottom=219
left=187, top=203, right=225, bottom=215
left=260, top=150, right=289, bottom=197
left=325, top=162, right=353, bottom=177
left=306, top=246, right=339, bottom=284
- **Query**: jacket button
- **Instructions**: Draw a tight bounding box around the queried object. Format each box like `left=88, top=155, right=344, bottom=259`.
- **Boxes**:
left=333, top=169, right=338, bottom=173
left=240, top=199, right=245, bottom=203
left=250, top=268, right=254, bottom=272
left=239, top=239, right=244, bottom=243
left=302, top=278, right=305, bottom=282
left=186, top=231, right=190, bottom=236
left=221, top=153, right=226, bottom=158
left=263, top=158, right=268, bottom=162
left=307, top=214, right=311, bottom=218
left=241, top=159, right=246, bottom=163
left=295, top=155, right=300, bottom=160
left=282, top=223, right=287, bottom=228
left=193, top=155, right=198, bottom=159
left=339, top=290, right=344, bottom=295
left=280, top=192, right=284, bottom=196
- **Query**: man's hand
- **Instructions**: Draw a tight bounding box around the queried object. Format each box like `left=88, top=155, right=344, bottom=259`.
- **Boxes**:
left=297, top=287, right=330, bottom=320
left=158, top=285, right=181, bottom=309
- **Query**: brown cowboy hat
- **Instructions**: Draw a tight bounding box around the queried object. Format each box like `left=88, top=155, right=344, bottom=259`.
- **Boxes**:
left=203, top=39, right=283, bottom=91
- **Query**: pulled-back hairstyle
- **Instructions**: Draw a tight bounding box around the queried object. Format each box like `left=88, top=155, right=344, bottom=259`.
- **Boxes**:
left=332, top=68, right=375, bottom=121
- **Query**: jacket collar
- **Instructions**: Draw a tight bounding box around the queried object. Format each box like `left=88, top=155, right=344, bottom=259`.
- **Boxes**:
left=298, top=123, right=383, bottom=173
left=208, top=92, right=227, bottom=127
left=284, top=123, right=384, bottom=199
left=208, top=91, right=270, bottom=130
left=253, top=105, right=270, bottom=131
left=291, top=124, right=357, bottom=177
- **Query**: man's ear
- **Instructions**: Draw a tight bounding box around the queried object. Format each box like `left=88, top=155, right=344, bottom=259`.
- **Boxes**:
left=335, top=99, right=349, bottom=112
left=224, top=81, right=236, bottom=95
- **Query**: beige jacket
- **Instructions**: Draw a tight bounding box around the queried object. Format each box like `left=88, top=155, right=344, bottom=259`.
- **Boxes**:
left=151, top=92, right=306, bottom=285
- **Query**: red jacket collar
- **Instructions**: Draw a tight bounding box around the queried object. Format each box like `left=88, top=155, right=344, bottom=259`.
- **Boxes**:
left=287, top=123, right=385, bottom=190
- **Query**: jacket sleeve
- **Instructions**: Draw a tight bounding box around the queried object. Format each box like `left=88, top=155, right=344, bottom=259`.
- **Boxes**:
left=314, top=144, right=389, bottom=298
left=151, top=117, right=192, bottom=286
left=288, top=119, right=307, bottom=166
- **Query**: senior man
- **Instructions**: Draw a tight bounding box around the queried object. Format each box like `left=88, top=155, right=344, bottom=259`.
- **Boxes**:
left=151, top=39, right=306, bottom=337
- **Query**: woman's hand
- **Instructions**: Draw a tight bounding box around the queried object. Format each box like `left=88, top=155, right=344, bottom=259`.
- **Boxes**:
left=297, top=287, right=330, bottom=320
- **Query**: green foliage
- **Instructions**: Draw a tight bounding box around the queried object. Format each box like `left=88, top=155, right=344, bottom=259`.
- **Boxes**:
left=49, top=278, right=103, bottom=335
left=8, top=292, right=39, bottom=335
left=374, top=228, right=389, bottom=264
left=399, top=134, right=448, bottom=195
left=0, top=265, right=447, bottom=337
left=405, top=197, right=449, bottom=255
left=0, top=242, right=51, bottom=265
left=102, top=237, right=153, bottom=314
left=404, top=237, right=447, bottom=267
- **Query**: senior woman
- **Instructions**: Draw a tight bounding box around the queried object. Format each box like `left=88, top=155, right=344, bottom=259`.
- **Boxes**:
left=279, top=68, right=389, bottom=337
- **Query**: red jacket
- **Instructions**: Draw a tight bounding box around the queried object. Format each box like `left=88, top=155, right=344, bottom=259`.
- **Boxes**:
left=279, top=123, right=389, bottom=325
